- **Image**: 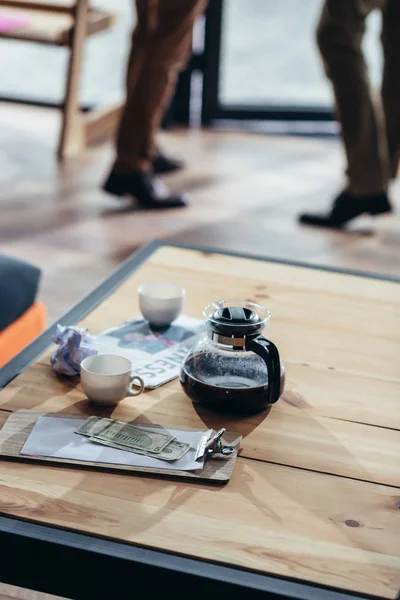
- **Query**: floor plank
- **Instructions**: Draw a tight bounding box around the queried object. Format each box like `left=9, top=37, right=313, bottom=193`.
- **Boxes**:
left=0, top=584, right=65, bottom=600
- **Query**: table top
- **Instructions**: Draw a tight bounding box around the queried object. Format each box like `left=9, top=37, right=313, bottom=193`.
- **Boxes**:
left=0, top=241, right=399, bottom=600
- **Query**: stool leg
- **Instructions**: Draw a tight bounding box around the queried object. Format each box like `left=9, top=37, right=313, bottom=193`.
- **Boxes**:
left=57, top=0, right=88, bottom=159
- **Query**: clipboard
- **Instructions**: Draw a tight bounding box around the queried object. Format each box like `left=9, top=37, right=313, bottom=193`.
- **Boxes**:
left=0, top=410, right=241, bottom=484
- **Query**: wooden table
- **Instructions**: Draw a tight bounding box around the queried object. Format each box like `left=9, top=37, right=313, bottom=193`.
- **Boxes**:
left=0, top=241, right=399, bottom=600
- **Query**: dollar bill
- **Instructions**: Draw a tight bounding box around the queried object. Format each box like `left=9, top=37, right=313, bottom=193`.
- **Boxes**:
left=91, top=421, right=175, bottom=453
left=90, top=437, right=190, bottom=461
left=75, top=418, right=177, bottom=452
left=76, top=417, right=193, bottom=460
left=75, top=416, right=113, bottom=437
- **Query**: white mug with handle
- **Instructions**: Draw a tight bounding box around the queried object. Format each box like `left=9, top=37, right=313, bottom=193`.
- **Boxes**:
left=80, top=354, right=145, bottom=406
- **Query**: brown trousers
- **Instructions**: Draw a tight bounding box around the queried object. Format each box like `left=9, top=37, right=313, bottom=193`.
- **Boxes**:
left=115, top=0, right=207, bottom=172
left=317, top=0, right=400, bottom=195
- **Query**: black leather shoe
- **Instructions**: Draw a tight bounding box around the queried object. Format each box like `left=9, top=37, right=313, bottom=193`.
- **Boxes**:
left=152, top=152, right=184, bottom=174
left=102, top=170, right=189, bottom=209
left=299, top=191, right=392, bottom=229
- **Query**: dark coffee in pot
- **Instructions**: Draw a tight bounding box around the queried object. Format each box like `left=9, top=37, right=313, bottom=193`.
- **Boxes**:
left=180, top=354, right=285, bottom=415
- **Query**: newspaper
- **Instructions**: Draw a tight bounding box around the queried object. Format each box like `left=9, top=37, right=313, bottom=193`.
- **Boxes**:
left=92, top=315, right=204, bottom=389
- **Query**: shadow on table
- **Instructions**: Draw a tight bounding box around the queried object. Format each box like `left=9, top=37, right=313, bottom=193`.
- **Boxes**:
left=8, top=383, right=394, bottom=571
left=152, top=390, right=398, bottom=568
left=192, top=401, right=272, bottom=441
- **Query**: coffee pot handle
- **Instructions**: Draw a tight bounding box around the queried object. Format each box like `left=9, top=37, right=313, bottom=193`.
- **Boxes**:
left=245, top=335, right=281, bottom=404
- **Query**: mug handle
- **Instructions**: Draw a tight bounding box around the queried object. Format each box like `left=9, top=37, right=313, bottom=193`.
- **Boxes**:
left=245, top=335, right=281, bottom=405
left=128, top=374, right=145, bottom=397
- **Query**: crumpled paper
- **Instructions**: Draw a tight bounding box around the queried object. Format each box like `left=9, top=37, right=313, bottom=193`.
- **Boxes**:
left=51, top=325, right=98, bottom=376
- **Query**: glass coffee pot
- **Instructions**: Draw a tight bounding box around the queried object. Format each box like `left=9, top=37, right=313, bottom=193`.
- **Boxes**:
left=180, top=300, right=285, bottom=414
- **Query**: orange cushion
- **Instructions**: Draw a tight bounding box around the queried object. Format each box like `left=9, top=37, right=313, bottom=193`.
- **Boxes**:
left=0, top=301, right=46, bottom=368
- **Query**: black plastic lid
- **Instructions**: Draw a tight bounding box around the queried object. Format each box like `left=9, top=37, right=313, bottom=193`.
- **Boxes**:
left=205, top=301, right=269, bottom=337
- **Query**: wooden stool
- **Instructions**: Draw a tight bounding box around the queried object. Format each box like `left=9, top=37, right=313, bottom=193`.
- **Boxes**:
left=0, top=0, right=122, bottom=158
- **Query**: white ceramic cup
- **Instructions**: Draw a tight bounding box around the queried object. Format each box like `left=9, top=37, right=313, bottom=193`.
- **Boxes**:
left=80, top=354, right=145, bottom=406
left=138, top=282, right=185, bottom=327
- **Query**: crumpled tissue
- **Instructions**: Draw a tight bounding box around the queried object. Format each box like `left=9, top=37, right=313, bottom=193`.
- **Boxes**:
left=51, top=325, right=98, bottom=376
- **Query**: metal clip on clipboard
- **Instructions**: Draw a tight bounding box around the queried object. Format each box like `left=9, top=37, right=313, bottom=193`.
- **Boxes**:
left=202, top=428, right=236, bottom=460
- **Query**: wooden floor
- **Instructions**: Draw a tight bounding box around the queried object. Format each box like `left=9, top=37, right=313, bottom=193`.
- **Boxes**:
left=1, top=103, right=399, bottom=325
left=0, top=103, right=399, bottom=599
left=0, top=585, right=63, bottom=600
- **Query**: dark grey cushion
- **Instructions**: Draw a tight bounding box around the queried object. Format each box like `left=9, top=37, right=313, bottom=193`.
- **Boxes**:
left=0, top=255, right=41, bottom=332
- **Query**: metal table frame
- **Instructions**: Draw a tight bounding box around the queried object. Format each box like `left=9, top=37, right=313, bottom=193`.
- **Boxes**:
left=1, top=240, right=398, bottom=600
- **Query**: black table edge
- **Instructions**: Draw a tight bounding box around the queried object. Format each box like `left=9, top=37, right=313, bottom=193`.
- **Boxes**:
left=0, top=239, right=397, bottom=600
left=165, top=240, right=400, bottom=284
left=0, top=515, right=377, bottom=600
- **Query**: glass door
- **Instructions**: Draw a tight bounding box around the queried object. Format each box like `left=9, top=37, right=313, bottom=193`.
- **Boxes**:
left=201, top=0, right=382, bottom=124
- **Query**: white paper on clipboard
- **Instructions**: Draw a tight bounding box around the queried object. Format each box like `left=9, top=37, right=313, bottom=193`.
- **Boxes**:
left=20, top=415, right=211, bottom=472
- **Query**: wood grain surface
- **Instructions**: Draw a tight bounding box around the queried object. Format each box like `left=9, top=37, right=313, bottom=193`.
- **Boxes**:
left=0, top=246, right=399, bottom=598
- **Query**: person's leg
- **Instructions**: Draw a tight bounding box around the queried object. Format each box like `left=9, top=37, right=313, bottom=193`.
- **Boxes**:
left=299, top=0, right=393, bottom=228
left=115, top=0, right=206, bottom=173
left=381, top=0, right=400, bottom=180
left=318, top=0, right=390, bottom=195
left=103, top=0, right=206, bottom=209
left=124, top=1, right=149, bottom=97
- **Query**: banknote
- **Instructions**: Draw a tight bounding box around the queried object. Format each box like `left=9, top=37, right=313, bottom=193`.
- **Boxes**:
left=91, top=421, right=175, bottom=453
left=76, top=418, right=176, bottom=452
left=75, top=416, right=113, bottom=437
left=90, top=437, right=190, bottom=461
